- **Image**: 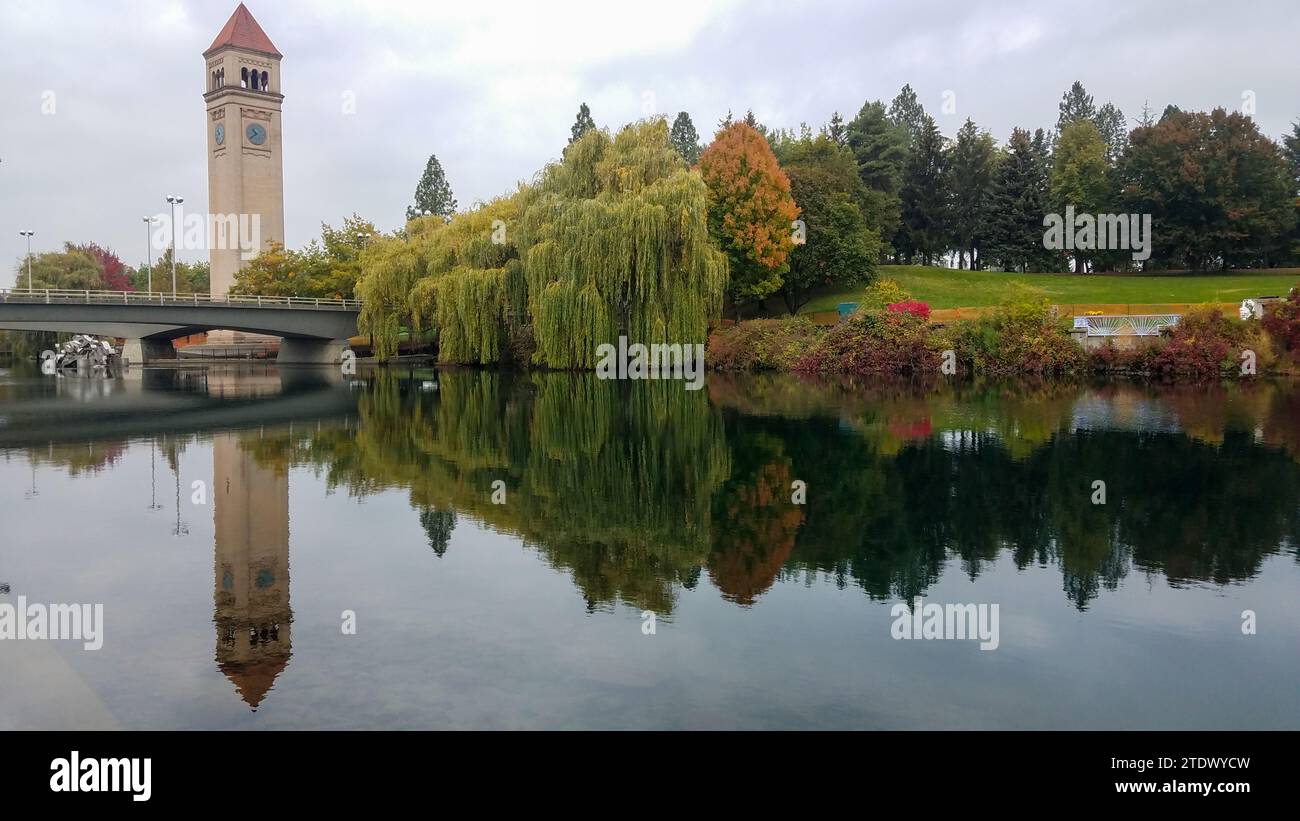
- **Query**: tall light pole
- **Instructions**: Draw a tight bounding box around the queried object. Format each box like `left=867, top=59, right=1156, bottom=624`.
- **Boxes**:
left=142, top=216, right=157, bottom=294
left=165, top=195, right=183, bottom=296
left=18, top=230, right=34, bottom=289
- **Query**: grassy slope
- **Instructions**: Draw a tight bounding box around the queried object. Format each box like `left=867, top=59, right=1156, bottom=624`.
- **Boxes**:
left=798, top=265, right=1300, bottom=313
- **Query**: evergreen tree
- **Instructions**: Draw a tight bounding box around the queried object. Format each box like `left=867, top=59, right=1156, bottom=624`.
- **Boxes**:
left=569, top=102, right=596, bottom=144
left=897, top=115, right=950, bottom=265
left=947, top=118, right=997, bottom=269
left=1031, top=128, right=1053, bottom=175
left=1057, top=81, right=1097, bottom=132
left=825, top=111, right=846, bottom=146
left=888, top=83, right=927, bottom=146
left=1094, top=102, right=1128, bottom=165
left=718, top=109, right=733, bottom=130
left=406, top=154, right=457, bottom=222
left=987, top=128, right=1054, bottom=273
left=845, top=100, right=907, bottom=256
left=419, top=507, right=456, bottom=557
left=1136, top=100, right=1156, bottom=128
left=1283, top=120, right=1300, bottom=196
left=670, top=111, right=701, bottom=164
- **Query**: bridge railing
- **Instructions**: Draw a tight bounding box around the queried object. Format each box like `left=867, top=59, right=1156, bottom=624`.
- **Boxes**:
left=0, top=288, right=361, bottom=311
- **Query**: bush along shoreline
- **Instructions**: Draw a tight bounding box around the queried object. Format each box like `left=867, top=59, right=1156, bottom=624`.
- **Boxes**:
left=707, top=279, right=1298, bottom=380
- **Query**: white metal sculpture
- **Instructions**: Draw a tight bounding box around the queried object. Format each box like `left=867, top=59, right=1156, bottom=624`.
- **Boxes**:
left=1079, top=314, right=1180, bottom=337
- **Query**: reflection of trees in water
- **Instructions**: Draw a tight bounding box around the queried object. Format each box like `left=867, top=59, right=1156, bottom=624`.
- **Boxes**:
left=419, top=507, right=456, bottom=557
left=707, top=428, right=804, bottom=605
left=254, top=370, right=730, bottom=614
left=24, top=440, right=129, bottom=475
left=787, top=422, right=1300, bottom=609
left=254, top=371, right=1300, bottom=613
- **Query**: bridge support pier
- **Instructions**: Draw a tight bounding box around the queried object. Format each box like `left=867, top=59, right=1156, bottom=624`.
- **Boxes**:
left=120, top=338, right=176, bottom=366
left=276, top=338, right=351, bottom=366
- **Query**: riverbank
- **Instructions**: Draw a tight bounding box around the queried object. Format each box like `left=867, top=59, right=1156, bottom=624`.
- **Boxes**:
left=712, top=280, right=1300, bottom=380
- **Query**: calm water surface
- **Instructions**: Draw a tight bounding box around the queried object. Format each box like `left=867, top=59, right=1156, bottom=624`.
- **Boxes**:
left=1, top=363, right=1297, bottom=729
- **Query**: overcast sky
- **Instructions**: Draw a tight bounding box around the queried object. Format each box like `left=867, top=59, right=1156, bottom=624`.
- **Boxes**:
left=1, top=0, right=1298, bottom=287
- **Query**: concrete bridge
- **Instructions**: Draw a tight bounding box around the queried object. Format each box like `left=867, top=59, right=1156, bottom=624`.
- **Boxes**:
left=0, top=289, right=360, bottom=364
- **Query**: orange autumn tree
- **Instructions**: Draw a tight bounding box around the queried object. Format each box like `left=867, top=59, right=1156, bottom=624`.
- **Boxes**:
left=698, top=122, right=799, bottom=316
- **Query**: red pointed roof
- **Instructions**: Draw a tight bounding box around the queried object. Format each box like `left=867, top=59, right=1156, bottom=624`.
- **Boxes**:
left=204, top=4, right=281, bottom=58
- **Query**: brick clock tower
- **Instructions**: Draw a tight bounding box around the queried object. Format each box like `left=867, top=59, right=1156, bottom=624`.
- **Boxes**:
left=202, top=4, right=284, bottom=302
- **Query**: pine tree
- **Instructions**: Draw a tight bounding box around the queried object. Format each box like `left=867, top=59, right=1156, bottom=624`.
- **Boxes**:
left=1282, top=120, right=1300, bottom=196
left=1094, top=102, right=1128, bottom=165
left=670, top=111, right=701, bottom=164
left=406, top=154, right=457, bottom=222
left=897, top=115, right=950, bottom=265
left=947, top=118, right=997, bottom=269
left=826, top=111, right=846, bottom=147
left=569, top=102, right=596, bottom=144
left=888, top=84, right=927, bottom=146
left=845, top=100, right=908, bottom=256
left=717, top=109, right=733, bottom=130
left=1057, top=81, right=1097, bottom=132
left=1136, top=100, right=1156, bottom=129
left=987, top=128, right=1054, bottom=273
left=1031, top=128, right=1053, bottom=175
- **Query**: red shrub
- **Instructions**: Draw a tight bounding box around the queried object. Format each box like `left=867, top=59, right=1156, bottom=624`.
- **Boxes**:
left=887, top=299, right=931, bottom=320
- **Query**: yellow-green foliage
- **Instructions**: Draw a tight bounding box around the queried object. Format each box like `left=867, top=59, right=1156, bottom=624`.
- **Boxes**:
left=434, top=267, right=505, bottom=364
left=354, top=119, right=727, bottom=366
left=357, top=191, right=526, bottom=362
left=356, top=236, right=424, bottom=360
left=858, top=277, right=910, bottom=310
left=522, top=121, right=727, bottom=367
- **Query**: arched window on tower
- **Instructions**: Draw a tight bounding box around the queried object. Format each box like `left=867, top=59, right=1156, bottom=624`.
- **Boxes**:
left=250, top=71, right=259, bottom=91
left=241, top=67, right=249, bottom=89
left=260, top=71, right=269, bottom=92
left=218, top=68, right=225, bottom=87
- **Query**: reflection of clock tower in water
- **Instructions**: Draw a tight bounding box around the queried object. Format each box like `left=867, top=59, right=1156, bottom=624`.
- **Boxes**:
left=203, top=4, right=284, bottom=307
left=213, top=432, right=291, bottom=710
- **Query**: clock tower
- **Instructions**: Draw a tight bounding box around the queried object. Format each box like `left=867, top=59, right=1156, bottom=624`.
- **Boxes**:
left=203, top=4, right=284, bottom=299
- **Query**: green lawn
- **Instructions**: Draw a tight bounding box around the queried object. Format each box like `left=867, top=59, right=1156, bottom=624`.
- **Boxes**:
left=798, top=265, right=1300, bottom=313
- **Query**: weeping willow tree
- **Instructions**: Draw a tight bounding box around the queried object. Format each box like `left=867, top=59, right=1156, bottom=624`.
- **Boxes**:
left=355, top=236, right=426, bottom=360
left=521, top=119, right=728, bottom=368
left=356, top=191, right=527, bottom=362
left=354, top=119, right=727, bottom=367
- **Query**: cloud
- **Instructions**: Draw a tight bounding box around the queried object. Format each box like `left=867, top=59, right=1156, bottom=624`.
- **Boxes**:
left=1, top=0, right=1297, bottom=286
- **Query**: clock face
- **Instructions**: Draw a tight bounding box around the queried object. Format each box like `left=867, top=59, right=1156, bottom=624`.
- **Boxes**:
left=245, top=122, right=267, bottom=146
left=214, top=123, right=225, bottom=146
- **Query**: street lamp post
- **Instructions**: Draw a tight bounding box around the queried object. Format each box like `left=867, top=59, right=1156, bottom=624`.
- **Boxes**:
left=142, top=216, right=157, bottom=294
left=165, top=195, right=183, bottom=296
left=18, top=230, right=34, bottom=289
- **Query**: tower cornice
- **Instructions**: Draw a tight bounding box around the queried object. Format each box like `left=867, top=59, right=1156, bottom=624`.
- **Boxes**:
left=203, top=87, right=285, bottom=105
